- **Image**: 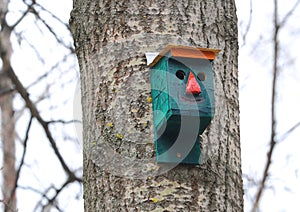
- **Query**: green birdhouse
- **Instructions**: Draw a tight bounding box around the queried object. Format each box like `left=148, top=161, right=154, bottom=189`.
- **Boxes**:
left=149, top=45, right=220, bottom=164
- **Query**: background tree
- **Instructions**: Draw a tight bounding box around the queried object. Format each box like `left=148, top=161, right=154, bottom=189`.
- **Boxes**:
left=0, top=0, right=82, bottom=211
left=71, top=0, right=243, bottom=211
left=0, top=0, right=16, bottom=209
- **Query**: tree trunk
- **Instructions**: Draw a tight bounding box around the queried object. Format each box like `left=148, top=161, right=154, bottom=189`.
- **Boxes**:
left=71, top=0, right=243, bottom=211
left=0, top=74, right=16, bottom=212
left=0, top=0, right=17, bottom=210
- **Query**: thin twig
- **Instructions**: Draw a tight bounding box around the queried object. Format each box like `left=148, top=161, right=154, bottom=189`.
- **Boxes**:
left=241, top=0, right=253, bottom=46
left=278, top=121, right=300, bottom=142
left=30, top=7, right=74, bottom=52
left=9, top=116, right=33, bottom=207
left=0, top=87, right=15, bottom=97
left=14, top=85, right=49, bottom=122
left=0, top=200, right=18, bottom=212
left=47, top=119, right=81, bottom=125
left=251, top=0, right=279, bottom=210
left=279, top=0, right=300, bottom=27
left=42, top=178, right=77, bottom=211
left=26, top=53, right=73, bottom=90
left=34, top=2, right=71, bottom=31
left=9, top=5, right=31, bottom=30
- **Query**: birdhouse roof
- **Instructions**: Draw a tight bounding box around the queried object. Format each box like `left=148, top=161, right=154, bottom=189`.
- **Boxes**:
left=149, top=45, right=221, bottom=67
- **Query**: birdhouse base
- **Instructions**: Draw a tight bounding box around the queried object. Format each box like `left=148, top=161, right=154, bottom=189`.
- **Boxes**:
left=156, top=139, right=201, bottom=164
left=155, top=115, right=204, bottom=164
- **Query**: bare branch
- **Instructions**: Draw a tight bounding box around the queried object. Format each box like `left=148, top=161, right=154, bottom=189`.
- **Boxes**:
left=42, top=178, right=78, bottom=211
left=30, top=177, right=81, bottom=211
left=26, top=53, right=73, bottom=90
left=278, top=121, right=300, bottom=142
left=5, top=64, right=77, bottom=179
left=0, top=200, right=18, bottom=212
left=17, top=34, right=46, bottom=64
left=251, top=0, right=280, bottom=210
left=252, top=1, right=300, bottom=210
left=19, top=185, right=53, bottom=211
left=47, top=119, right=81, bottom=125
left=0, top=86, right=15, bottom=97
left=241, top=0, right=253, bottom=46
left=28, top=6, right=74, bottom=52
left=279, top=0, right=300, bottom=28
left=34, top=2, right=71, bottom=31
left=8, top=5, right=31, bottom=30
left=9, top=116, right=33, bottom=207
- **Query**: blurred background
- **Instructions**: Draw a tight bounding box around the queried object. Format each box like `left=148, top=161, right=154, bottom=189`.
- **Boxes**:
left=0, top=0, right=82, bottom=211
left=238, top=0, right=300, bottom=211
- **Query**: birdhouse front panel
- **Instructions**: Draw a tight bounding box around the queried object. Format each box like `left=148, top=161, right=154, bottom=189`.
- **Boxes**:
left=149, top=45, right=220, bottom=164
left=168, top=57, right=214, bottom=135
left=168, top=59, right=214, bottom=114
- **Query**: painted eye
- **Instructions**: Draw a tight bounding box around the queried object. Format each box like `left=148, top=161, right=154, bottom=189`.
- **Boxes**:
left=197, top=72, right=206, bottom=81
left=176, top=70, right=185, bottom=80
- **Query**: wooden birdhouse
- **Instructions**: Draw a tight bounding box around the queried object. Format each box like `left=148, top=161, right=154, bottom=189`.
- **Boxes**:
left=149, top=45, right=220, bottom=164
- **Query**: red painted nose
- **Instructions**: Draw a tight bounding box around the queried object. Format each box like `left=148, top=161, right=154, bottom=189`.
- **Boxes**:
left=186, top=72, right=201, bottom=95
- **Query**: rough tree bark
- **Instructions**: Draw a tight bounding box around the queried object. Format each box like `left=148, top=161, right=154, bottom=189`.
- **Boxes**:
left=70, top=0, right=243, bottom=211
left=0, top=75, right=16, bottom=212
left=0, top=0, right=17, bottom=210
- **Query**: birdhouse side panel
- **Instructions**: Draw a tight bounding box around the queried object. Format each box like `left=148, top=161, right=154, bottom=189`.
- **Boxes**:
left=150, top=56, right=171, bottom=131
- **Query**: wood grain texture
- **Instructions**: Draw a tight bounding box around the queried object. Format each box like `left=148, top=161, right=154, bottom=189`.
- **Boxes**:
left=70, top=0, right=243, bottom=211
